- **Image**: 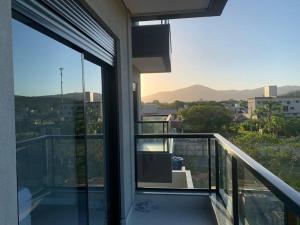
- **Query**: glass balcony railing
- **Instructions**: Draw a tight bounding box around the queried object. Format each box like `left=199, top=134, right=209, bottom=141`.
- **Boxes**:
left=135, top=133, right=300, bottom=225
left=137, top=114, right=172, bottom=134
left=16, top=134, right=106, bottom=225
left=16, top=132, right=300, bottom=225
left=16, top=135, right=104, bottom=195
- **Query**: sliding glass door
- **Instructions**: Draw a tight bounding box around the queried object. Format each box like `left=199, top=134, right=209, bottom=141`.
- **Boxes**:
left=84, top=59, right=106, bottom=225
left=13, top=18, right=108, bottom=225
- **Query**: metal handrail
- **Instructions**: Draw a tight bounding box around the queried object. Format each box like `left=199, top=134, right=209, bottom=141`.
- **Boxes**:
left=16, top=134, right=104, bottom=147
left=138, top=114, right=172, bottom=123
left=136, top=133, right=300, bottom=216
left=136, top=120, right=169, bottom=124
left=214, top=133, right=300, bottom=215
left=16, top=135, right=49, bottom=147
left=135, top=133, right=214, bottom=139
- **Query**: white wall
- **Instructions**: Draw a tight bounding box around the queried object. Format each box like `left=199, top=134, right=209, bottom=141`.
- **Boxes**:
left=83, top=0, right=135, bottom=223
left=0, top=0, right=19, bottom=225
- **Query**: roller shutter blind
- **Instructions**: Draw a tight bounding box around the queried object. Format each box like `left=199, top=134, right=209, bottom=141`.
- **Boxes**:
left=12, top=0, right=115, bottom=66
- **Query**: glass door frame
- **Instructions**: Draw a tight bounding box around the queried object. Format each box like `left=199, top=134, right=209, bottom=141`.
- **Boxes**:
left=84, top=53, right=121, bottom=225
left=12, top=6, right=121, bottom=225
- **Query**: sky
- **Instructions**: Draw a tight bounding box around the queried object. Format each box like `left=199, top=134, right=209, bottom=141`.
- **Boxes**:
left=12, top=20, right=102, bottom=97
left=141, top=0, right=300, bottom=97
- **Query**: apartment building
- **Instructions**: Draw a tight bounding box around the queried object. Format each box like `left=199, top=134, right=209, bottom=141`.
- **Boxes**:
left=264, top=85, right=278, bottom=97
left=1, top=1, right=300, bottom=225
left=248, top=97, right=300, bottom=118
left=248, top=86, right=300, bottom=118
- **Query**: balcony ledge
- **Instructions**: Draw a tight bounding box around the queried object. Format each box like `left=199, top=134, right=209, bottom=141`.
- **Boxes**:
left=123, top=0, right=228, bottom=21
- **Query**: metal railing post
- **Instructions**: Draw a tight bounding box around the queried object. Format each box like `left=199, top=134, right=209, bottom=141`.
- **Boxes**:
left=215, top=139, right=220, bottom=194
left=285, top=206, right=298, bottom=225
left=232, top=157, right=239, bottom=225
left=167, top=121, right=169, bottom=133
left=51, top=136, right=55, bottom=187
left=208, top=138, right=211, bottom=193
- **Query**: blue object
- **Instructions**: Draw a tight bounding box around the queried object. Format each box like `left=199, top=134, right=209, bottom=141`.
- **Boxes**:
left=172, top=156, right=184, bottom=170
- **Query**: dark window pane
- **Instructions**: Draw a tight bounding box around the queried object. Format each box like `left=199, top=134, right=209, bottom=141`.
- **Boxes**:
left=13, top=19, right=86, bottom=225
left=84, top=59, right=105, bottom=225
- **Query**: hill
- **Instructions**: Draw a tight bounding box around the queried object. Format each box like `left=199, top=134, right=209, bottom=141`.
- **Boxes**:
left=16, top=92, right=102, bottom=101
left=142, top=85, right=300, bottom=103
left=281, top=90, right=300, bottom=97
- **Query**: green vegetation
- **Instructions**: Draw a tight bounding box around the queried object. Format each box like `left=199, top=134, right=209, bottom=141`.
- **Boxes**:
left=180, top=102, right=232, bottom=133
left=15, top=94, right=104, bottom=188
left=232, top=132, right=300, bottom=191
left=178, top=100, right=300, bottom=191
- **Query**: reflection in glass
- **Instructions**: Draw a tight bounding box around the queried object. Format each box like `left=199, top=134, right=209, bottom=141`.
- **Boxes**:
left=218, top=144, right=233, bottom=216
left=238, top=163, right=285, bottom=225
left=84, top=59, right=105, bottom=225
left=13, top=19, right=86, bottom=225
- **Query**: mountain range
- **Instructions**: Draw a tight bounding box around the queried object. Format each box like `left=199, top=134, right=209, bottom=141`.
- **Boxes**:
left=16, top=92, right=102, bottom=102
left=142, top=85, right=300, bottom=103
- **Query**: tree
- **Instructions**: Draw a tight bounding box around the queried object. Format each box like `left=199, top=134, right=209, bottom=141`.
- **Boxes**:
left=240, top=100, right=248, bottom=109
left=285, top=118, right=300, bottom=137
left=239, top=119, right=259, bottom=132
left=254, top=101, right=282, bottom=124
left=152, top=100, right=160, bottom=104
left=264, top=116, right=285, bottom=136
left=180, top=103, right=233, bottom=133
left=172, top=100, right=185, bottom=112
left=254, top=101, right=283, bottom=135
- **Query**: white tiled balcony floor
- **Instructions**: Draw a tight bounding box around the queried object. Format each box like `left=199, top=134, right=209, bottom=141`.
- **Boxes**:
left=128, top=193, right=217, bottom=225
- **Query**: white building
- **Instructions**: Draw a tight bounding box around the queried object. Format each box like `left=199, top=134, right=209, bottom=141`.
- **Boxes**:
left=248, top=86, right=300, bottom=118
left=264, top=85, right=278, bottom=97
left=248, top=96, right=300, bottom=118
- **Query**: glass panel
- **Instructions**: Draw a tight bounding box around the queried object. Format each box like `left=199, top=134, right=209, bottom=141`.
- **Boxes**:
left=13, top=19, right=86, bottom=225
left=52, top=138, right=86, bottom=187
left=84, top=59, right=105, bottom=225
left=142, top=116, right=168, bottom=121
left=16, top=139, right=48, bottom=197
left=136, top=137, right=209, bottom=189
left=138, top=115, right=171, bottom=134
left=210, top=139, right=216, bottom=190
left=238, top=162, right=285, bottom=225
left=218, top=143, right=233, bottom=216
left=138, top=121, right=167, bottom=134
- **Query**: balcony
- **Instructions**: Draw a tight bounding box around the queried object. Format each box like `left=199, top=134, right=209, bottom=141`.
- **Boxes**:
left=16, top=130, right=300, bottom=225
left=16, top=134, right=105, bottom=225
left=132, top=128, right=300, bottom=225
left=132, top=24, right=171, bottom=73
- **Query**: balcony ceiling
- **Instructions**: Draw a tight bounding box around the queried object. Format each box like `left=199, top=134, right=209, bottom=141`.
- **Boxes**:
left=123, top=0, right=228, bottom=21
